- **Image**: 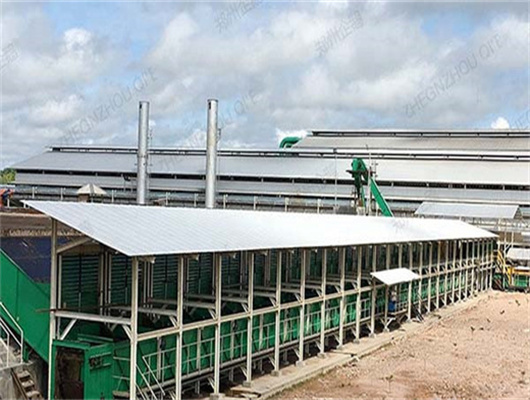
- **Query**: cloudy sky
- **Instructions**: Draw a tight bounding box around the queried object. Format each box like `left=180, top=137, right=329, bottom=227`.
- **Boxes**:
left=1, top=1, right=529, bottom=168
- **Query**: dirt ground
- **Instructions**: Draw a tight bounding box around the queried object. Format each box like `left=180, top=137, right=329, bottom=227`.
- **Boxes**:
left=277, top=291, right=530, bottom=400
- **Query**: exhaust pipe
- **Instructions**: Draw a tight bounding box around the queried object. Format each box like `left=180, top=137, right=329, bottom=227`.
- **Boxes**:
left=137, top=101, right=150, bottom=205
left=205, top=99, right=218, bottom=209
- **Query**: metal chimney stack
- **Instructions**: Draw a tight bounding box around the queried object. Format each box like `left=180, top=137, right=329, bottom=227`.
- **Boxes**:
left=137, top=101, right=150, bottom=205
left=205, top=99, right=218, bottom=209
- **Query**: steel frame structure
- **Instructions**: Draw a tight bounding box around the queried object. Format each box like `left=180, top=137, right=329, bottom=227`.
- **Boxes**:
left=46, top=219, right=496, bottom=400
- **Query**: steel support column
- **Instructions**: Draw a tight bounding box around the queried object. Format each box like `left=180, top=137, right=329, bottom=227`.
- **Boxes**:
left=338, top=248, right=346, bottom=346
left=427, top=243, right=433, bottom=312
left=244, top=252, right=254, bottom=386
left=47, top=219, right=58, bottom=400
left=297, top=250, right=307, bottom=367
left=369, top=246, right=377, bottom=337
left=211, top=253, right=222, bottom=398
left=174, top=257, right=185, bottom=400
left=273, top=251, right=282, bottom=376
left=354, top=246, right=362, bottom=344
left=407, top=244, right=412, bottom=321
left=383, top=245, right=390, bottom=331
left=436, top=242, right=441, bottom=309
left=130, top=257, right=139, bottom=400
left=451, top=241, right=456, bottom=303
left=319, top=249, right=328, bottom=355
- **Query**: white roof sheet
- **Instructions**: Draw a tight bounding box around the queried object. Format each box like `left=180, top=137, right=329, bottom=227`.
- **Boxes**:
left=24, top=201, right=496, bottom=257
left=507, top=248, right=530, bottom=261
left=13, top=148, right=530, bottom=186
left=415, top=202, right=520, bottom=219
left=371, top=268, right=420, bottom=285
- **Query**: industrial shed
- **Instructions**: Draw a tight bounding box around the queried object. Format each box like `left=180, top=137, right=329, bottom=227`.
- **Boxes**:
left=23, top=200, right=496, bottom=400
left=11, top=136, right=530, bottom=216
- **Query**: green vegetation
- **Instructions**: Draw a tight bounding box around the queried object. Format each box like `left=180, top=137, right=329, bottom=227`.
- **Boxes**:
left=0, top=168, right=15, bottom=184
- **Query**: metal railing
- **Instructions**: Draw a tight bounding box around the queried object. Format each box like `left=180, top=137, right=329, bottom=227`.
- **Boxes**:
left=0, top=302, right=24, bottom=370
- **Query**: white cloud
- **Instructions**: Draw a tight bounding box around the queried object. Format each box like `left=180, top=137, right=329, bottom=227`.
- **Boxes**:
left=490, top=116, right=510, bottom=129
left=1, top=2, right=529, bottom=169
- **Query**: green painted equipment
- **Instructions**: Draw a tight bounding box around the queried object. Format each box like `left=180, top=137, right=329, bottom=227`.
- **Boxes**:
left=0, top=250, right=49, bottom=362
left=347, top=158, right=393, bottom=217
left=279, top=136, right=302, bottom=148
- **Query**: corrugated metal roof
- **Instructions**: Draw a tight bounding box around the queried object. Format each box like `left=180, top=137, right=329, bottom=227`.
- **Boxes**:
left=415, top=202, right=520, bottom=219
left=14, top=172, right=530, bottom=206
left=507, top=248, right=530, bottom=261
left=296, top=135, right=530, bottom=151
left=371, top=268, right=420, bottom=285
left=13, top=149, right=530, bottom=186
left=24, top=201, right=496, bottom=257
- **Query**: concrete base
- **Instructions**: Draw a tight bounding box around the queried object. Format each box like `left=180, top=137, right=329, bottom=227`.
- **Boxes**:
left=368, top=332, right=375, bottom=338
left=317, top=353, right=327, bottom=359
left=353, top=338, right=360, bottom=344
left=383, top=327, right=390, bottom=333
left=242, top=381, right=252, bottom=388
left=271, top=370, right=281, bottom=377
left=210, top=394, right=225, bottom=400
left=295, top=360, right=305, bottom=368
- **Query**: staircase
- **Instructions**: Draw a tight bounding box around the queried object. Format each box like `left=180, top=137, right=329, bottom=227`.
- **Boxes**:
left=0, top=305, right=24, bottom=371
left=12, top=369, right=43, bottom=400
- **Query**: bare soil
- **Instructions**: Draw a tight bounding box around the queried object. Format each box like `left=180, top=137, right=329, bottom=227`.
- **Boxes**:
left=277, top=291, right=530, bottom=400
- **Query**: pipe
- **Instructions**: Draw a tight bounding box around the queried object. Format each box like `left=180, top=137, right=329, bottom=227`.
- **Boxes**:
left=205, top=99, right=218, bottom=209
left=137, top=101, right=150, bottom=205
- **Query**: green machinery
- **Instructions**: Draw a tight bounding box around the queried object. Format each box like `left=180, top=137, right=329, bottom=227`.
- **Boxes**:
left=347, top=158, right=393, bottom=217
left=1, top=240, right=493, bottom=399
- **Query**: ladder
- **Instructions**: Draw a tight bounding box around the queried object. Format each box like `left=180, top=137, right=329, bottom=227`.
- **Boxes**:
left=11, top=369, right=43, bottom=400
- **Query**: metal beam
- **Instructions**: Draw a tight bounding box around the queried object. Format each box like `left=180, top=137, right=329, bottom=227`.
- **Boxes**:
left=57, top=236, right=92, bottom=254
left=55, top=311, right=131, bottom=325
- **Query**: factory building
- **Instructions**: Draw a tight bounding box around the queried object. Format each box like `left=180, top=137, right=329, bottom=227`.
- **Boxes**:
left=11, top=129, right=530, bottom=218
left=1, top=201, right=496, bottom=399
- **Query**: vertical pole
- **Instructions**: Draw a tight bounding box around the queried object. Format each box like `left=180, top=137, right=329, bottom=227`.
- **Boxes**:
left=47, top=219, right=58, bottom=400
left=297, top=250, right=307, bottom=367
left=319, top=249, right=327, bottom=355
left=175, top=257, right=184, bottom=400
left=338, top=248, right=346, bottom=347
left=458, top=241, right=463, bottom=301
left=407, top=244, right=413, bottom=321
left=212, top=254, right=222, bottom=397
left=383, top=245, right=390, bottom=332
left=436, top=242, right=441, bottom=309
left=471, top=241, right=476, bottom=296
left=354, top=246, right=362, bottom=344
left=427, top=243, right=433, bottom=312
left=244, top=253, right=254, bottom=387
left=465, top=241, right=469, bottom=299
left=369, top=246, right=377, bottom=337
left=418, top=243, right=423, bottom=314
left=136, top=101, right=150, bottom=205
left=273, top=251, right=282, bottom=376
left=451, top=241, right=456, bottom=303
left=205, top=99, right=219, bottom=209
left=130, top=257, right=139, bottom=400
left=444, top=241, right=449, bottom=306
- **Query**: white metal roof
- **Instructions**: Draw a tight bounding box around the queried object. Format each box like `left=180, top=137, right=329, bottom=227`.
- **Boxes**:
left=12, top=148, right=530, bottom=186
left=507, top=248, right=530, bottom=261
left=371, top=268, right=420, bottom=285
left=415, top=202, right=521, bottom=219
left=24, top=201, right=496, bottom=257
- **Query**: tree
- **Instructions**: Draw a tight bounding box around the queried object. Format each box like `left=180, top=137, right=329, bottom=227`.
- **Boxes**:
left=0, top=168, right=16, bottom=184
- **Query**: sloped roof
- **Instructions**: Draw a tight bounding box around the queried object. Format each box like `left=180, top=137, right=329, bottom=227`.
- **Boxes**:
left=24, top=201, right=496, bottom=257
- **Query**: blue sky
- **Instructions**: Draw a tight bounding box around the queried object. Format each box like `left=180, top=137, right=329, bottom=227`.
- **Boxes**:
left=1, top=1, right=529, bottom=168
